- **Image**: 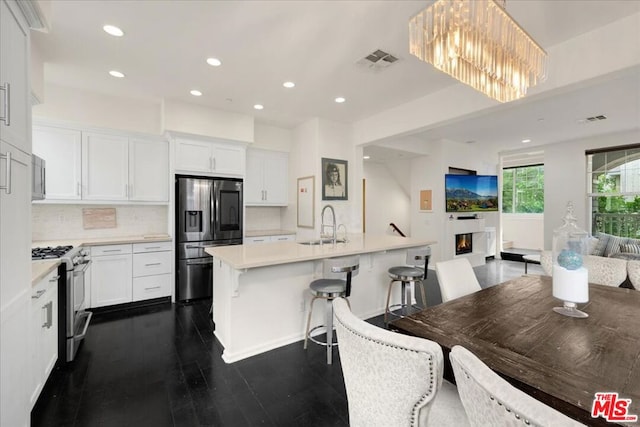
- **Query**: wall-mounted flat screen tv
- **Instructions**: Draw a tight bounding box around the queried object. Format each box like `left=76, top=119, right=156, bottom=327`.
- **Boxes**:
left=445, top=174, right=498, bottom=212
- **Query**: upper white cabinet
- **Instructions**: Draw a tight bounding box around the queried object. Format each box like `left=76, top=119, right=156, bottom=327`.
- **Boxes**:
left=245, top=148, right=288, bottom=206
left=0, top=0, right=30, bottom=154
left=129, top=138, right=169, bottom=201
left=33, top=126, right=82, bottom=200
left=175, top=137, right=245, bottom=177
left=32, top=123, right=169, bottom=203
left=82, top=132, right=129, bottom=201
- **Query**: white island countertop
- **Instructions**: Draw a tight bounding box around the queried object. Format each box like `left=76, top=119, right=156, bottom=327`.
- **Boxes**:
left=205, top=234, right=435, bottom=269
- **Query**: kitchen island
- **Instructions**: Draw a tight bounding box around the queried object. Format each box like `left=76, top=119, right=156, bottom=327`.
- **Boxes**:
left=205, top=234, right=435, bottom=363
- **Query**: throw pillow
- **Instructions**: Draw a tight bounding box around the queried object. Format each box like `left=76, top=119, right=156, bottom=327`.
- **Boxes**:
left=592, top=232, right=610, bottom=256
left=621, top=243, right=640, bottom=254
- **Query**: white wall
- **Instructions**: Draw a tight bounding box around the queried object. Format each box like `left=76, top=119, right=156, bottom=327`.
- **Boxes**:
left=162, top=100, right=254, bottom=142
left=32, top=204, right=168, bottom=241
left=363, top=161, right=411, bottom=236
left=245, top=207, right=286, bottom=232
left=502, top=214, right=544, bottom=250
left=253, top=122, right=293, bottom=152
left=33, top=83, right=161, bottom=134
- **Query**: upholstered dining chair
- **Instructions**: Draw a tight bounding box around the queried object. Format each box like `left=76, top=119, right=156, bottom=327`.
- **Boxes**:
left=435, top=258, right=482, bottom=303
left=333, top=298, right=469, bottom=427
left=450, top=345, right=585, bottom=426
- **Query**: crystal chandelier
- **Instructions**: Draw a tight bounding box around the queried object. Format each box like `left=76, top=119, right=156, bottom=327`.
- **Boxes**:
left=409, top=0, right=548, bottom=103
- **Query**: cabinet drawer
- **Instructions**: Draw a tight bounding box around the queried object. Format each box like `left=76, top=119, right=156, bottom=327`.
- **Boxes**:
left=132, top=274, right=171, bottom=301
left=244, top=236, right=271, bottom=245
left=91, top=244, right=132, bottom=256
left=133, top=241, right=172, bottom=253
left=133, top=251, right=172, bottom=277
left=271, top=234, right=295, bottom=242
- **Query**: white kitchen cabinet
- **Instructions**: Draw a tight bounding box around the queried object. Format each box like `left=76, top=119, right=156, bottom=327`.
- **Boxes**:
left=175, top=137, right=245, bottom=177
left=245, top=148, right=288, bottom=206
left=132, top=241, right=172, bottom=302
left=129, top=137, right=169, bottom=201
left=82, top=132, right=129, bottom=201
left=244, top=234, right=295, bottom=245
left=29, top=268, right=58, bottom=408
left=32, top=125, right=82, bottom=200
left=0, top=0, right=30, bottom=153
left=90, top=244, right=133, bottom=307
left=90, top=242, right=171, bottom=307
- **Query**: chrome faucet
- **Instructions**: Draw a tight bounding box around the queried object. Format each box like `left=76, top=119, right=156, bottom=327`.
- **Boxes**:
left=321, top=204, right=337, bottom=244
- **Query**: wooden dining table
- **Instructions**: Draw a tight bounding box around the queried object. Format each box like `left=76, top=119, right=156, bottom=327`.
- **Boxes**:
left=391, top=274, right=640, bottom=426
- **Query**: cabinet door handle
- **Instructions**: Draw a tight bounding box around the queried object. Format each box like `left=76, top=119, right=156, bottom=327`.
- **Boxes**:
left=44, top=301, right=53, bottom=328
left=0, top=82, right=10, bottom=126
left=0, top=151, right=11, bottom=194
left=264, top=190, right=267, bottom=201
left=143, top=246, right=161, bottom=250
left=144, top=262, right=162, bottom=267
left=77, top=181, right=81, bottom=196
left=49, top=275, right=60, bottom=283
left=212, top=157, right=216, bottom=170
left=32, top=289, right=46, bottom=299
left=209, top=157, right=213, bottom=170
left=102, top=249, right=122, bottom=253
left=144, top=285, right=162, bottom=291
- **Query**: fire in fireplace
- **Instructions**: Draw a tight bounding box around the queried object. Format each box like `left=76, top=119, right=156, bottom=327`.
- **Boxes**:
left=456, top=233, right=473, bottom=255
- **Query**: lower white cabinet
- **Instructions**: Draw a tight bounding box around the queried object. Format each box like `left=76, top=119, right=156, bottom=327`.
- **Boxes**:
left=244, top=234, right=295, bottom=245
left=29, top=269, right=58, bottom=408
left=90, top=244, right=133, bottom=308
left=132, top=242, right=172, bottom=302
left=90, top=241, right=172, bottom=308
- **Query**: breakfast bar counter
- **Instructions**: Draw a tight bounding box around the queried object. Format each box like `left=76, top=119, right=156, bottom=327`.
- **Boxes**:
left=205, top=234, right=435, bottom=363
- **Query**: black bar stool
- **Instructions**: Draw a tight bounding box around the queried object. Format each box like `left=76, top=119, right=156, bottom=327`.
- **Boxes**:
left=384, top=247, right=431, bottom=324
left=304, top=255, right=360, bottom=364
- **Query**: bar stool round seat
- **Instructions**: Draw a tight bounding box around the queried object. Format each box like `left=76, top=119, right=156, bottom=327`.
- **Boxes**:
left=385, top=247, right=431, bottom=324
left=304, top=256, right=359, bottom=365
left=309, top=279, right=347, bottom=297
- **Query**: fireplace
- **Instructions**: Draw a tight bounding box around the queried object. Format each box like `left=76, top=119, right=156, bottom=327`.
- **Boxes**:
left=456, top=233, right=473, bottom=255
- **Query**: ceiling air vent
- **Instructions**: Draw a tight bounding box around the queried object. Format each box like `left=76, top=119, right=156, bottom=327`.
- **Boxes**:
left=356, top=49, right=399, bottom=71
left=585, top=114, right=607, bottom=122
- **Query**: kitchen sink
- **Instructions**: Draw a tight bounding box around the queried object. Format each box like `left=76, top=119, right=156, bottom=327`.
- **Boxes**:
left=298, top=238, right=347, bottom=245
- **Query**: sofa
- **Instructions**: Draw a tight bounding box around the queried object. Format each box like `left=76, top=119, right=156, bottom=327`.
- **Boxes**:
left=540, top=232, right=640, bottom=290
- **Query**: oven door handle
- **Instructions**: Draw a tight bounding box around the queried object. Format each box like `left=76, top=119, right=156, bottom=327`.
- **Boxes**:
left=73, top=261, right=91, bottom=275
left=74, top=310, right=92, bottom=341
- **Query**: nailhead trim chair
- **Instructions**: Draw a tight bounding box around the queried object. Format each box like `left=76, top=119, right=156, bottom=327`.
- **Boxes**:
left=450, top=345, right=585, bottom=426
left=333, top=298, right=469, bottom=426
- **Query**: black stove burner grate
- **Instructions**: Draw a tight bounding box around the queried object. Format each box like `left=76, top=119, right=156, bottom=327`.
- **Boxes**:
left=32, top=245, right=74, bottom=260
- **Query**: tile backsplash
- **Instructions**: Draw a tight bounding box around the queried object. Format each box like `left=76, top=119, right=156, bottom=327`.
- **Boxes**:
left=32, top=204, right=168, bottom=241
left=245, top=207, right=285, bottom=231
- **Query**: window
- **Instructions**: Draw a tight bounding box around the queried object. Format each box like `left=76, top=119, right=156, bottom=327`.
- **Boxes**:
left=502, top=165, right=544, bottom=213
left=587, top=144, right=640, bottom=238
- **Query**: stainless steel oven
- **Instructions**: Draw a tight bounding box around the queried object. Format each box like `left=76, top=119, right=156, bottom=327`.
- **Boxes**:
left=33, top=245, right=92, bottom=363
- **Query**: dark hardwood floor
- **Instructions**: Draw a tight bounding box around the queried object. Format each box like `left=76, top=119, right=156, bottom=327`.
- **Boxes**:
left=31, top=259, right=542, bottom=427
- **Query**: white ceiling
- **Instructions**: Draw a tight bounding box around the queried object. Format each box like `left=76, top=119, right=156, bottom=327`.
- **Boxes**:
left=33, top=0, right=640, bottom=159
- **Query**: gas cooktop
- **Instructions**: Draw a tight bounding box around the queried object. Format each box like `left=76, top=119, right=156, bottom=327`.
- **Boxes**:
left=32, top=245, right=74, bottom=260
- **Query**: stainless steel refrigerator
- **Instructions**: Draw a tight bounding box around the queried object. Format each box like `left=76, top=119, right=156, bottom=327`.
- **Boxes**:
left=175, top=176, right=243, bottom=302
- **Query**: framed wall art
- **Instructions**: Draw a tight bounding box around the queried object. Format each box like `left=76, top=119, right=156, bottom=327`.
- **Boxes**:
left=297, top=176, right=315, bottom=228
left=321, top=158, right=348, bottom=201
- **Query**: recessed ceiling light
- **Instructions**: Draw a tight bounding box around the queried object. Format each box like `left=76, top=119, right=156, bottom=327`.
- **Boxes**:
left=190, top=90, right=202, bottom=96
left=335, top=97, right=346, bottom=103
left=283, top=81, right=295, bottom=88
left=254, top=104, right=264, bottom=110
left=363, top=155, right=371, bottom=160
left=206, top=57, right=222, bottom=67
left=103, top=25, right=124, bottom=37
left=109, top=70, right=125, bottom=78
left=522, top=139, right=531, bottom=143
